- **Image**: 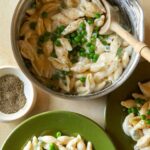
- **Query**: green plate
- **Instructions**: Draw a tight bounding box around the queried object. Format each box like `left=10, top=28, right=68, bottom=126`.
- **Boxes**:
left=106, top=61, right=150, bottom=150
left=2, top=111, right=115, bottom=150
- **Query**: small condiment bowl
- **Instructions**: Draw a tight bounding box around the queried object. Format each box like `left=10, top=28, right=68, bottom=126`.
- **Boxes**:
left=0, top=66, right=37, bottom=122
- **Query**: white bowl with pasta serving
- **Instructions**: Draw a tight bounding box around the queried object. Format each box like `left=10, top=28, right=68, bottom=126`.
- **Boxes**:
left=11, top=0, right=144, bottom=99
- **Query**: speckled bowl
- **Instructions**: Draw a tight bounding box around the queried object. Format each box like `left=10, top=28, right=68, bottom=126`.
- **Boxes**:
left=0, top=66, right=37, bottom=122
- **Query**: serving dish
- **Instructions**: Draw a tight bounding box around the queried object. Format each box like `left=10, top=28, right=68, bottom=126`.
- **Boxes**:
left=0, top=66, right=36, bottom=122
left=2, top=111, right=115, bottom=150
left=106, top=61, right=150, bottom=150
left=11, top=0, right=144, bottom=99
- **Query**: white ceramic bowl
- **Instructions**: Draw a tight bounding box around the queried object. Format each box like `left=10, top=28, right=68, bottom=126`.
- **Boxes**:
left=0, top=66, right=36, bottom=122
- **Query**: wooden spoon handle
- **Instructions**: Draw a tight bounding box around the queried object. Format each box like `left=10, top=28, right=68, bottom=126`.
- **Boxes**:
left=140, top=46, right=150, bottom=62
left=110, top=22, right=150, bottom=62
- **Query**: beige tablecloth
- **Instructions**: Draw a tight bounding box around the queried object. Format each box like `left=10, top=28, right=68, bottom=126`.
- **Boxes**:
left=0, top=0, right=150, bottom=148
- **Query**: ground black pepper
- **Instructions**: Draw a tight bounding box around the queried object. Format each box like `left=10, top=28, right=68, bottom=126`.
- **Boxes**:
left=0, top=74, right=26, bottom=114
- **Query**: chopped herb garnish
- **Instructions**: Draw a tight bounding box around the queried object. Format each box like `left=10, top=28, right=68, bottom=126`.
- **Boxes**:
left=79, top=22, right=86, bottom=29
left=80, top=77, right=86, bottom=83
left=87, top=18, right=94, bottom=25
left=147, top=109, right=150, bottom=115
left=87, top=53, right=94, bottom=59
left=94, top=13, right=101, bottom=19
left=89, top=44, right=96, bottom=53
left=38, top=32, right=51, bottom=46
left=54, top=39, right=61, bottom=46
left=140, top=115, right=146, bottom=120
left=81, top=38, right=87, bottom=44
left=132, top=107, right=139, bottom=115
left=116, top=47, right=123, bottom=57
left=127, top=108, right=133, bottom=114
left=135, top=98, right=145, bottom=105
left=55, top=25, right=65, bottom=36
left=41, top=11, right=48, bottom=18
left=127, top=107, right=139, bottom=115
left=29, top=22, right=37, bottom=30
left=86, top=42, right=92, bottom=47
left=79, top=51, right=86, bottom=57
left=145, top=119, right=150, bottom=125
left=92, top=54, right=99, bottom=62
left=70, top=32, right=77, bottom=38
left=92, top=32, right=98, bottom=38
left=81, top=30, right=87, bottom=36
left=98, top=35, right=109, bottom=46
left=94, top=26, right=99, bottom=32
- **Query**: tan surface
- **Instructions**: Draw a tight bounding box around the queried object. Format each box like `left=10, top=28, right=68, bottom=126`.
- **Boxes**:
left=0, top=0, right=149, bottom=148
left=0, top=0, right=106, bottom=147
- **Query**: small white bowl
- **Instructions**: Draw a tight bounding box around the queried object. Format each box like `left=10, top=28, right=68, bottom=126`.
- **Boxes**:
left=0, top=66, right=37, bottom=122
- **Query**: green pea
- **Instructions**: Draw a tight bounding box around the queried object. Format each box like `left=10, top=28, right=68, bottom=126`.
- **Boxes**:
left=94, top=13, right=101, bottom=19
left=29, top=22, right=37, bottom=30
left=41, top=11, right=48, bottom=18
left=92, top=32, right=98, bottom=38
left=92, top=54, right=99, bottom=62
left=135, top=98, right=145, bottom=105
left=132, top=107, right=139, bottom=115
left=79, top=51, right=86, bottom=57
left=98, top=35, right=110, bottom=46
left=55, top=25, right=65, bottom=36
left=81, top=30, right=87, bottom=36
left=55, top=39, right=61, bottom=46
left=94, top=26, right=99, bottom=32
left=38, top=32, right=51, bottom=46
left=80, top=77, right=86, bottom=83
left=87, top=53, right=94, bottom=59
left=127, top=108, right=132, bottom=114
left=56, top=131, right=62, bottom=138
left=147, top=109, right=150, bottom=115
left=74, top=36, right=81, bottom=43
left=89, top=45, right=96, bottom=52
left=80, top=22, right=85, bottom=29
left=91, top=37, right=96, bottom=43
left=58, top=25, right=65, bottom=33
left=140, top=115, right=146, bottom=120
left=116, top=47, right=123, bottom=57
left=81, top=38, right=87, bottom=44
left=87, top=18, right=94, bottom=25
left=127, top=107, right=139, bottom=115
left=71, top=32, right=77, bottom=38
left=86, top=42, right=92, bottom=47
left=49, top=143, right=58, bottom=150
left=145, top=119, right=150, bottom=125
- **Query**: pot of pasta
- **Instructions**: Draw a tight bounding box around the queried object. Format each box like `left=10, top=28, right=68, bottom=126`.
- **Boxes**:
left=11, top=0, right=144, bottom=99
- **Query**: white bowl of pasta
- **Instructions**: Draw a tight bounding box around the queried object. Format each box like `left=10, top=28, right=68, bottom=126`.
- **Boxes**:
left=11, top=0, right=144, bottom=99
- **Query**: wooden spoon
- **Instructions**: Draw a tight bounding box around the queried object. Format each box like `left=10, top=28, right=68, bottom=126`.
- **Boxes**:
left=100, top=0, right=150, bottom=62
